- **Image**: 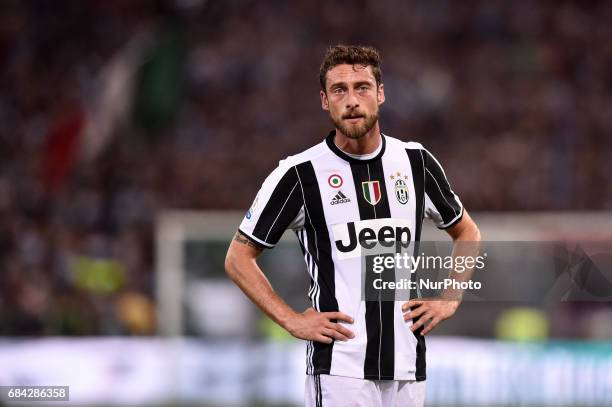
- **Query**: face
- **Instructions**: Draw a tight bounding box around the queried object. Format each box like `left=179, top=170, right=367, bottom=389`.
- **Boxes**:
left=320, top=64, right=385, bottom=139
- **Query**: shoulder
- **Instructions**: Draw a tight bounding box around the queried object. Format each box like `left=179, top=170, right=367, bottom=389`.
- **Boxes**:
left=278, top=140, right=330, bottom=168
left=383, top=134, right=426, bottom=151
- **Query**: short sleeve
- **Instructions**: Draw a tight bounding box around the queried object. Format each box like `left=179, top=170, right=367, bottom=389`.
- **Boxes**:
left=423, top=149, right=464, bottom=229
left=238, top=161, right=305, bottom=248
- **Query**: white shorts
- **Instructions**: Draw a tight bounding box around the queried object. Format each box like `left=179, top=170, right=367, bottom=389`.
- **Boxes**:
left=305, top=374, right=426, bottom=407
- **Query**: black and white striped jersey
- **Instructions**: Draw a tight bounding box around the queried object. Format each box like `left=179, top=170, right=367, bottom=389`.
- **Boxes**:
left=238, top=131, right=463, bottom=381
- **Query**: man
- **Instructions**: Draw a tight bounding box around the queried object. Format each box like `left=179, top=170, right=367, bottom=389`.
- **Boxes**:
left=225, top=45, right=481, bottom=407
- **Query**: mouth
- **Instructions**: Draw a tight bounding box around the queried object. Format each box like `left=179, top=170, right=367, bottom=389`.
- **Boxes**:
left=343, top=115, right=364, bottom=124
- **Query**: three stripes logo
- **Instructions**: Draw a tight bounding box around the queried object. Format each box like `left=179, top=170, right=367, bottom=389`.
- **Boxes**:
left=330, top=191, right=350, bottom=205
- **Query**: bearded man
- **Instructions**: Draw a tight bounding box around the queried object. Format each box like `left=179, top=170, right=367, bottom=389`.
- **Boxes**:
left=225, top=44, right=481, bottom=407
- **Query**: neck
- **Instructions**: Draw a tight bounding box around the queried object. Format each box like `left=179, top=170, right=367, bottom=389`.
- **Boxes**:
left=334, top=123, right=382, bottom=155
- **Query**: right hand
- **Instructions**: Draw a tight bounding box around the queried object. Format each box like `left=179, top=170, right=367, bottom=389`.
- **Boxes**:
left=284, top=307, right=355, bottom=344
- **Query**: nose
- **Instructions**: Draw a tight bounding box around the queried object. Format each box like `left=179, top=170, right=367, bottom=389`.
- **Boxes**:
left=345, top=90, right=359, bottom=110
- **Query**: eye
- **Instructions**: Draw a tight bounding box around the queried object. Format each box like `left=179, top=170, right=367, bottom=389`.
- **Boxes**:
left=333, top=88, right=345, bottom=95
left=358, top=85, right=369, bottom=92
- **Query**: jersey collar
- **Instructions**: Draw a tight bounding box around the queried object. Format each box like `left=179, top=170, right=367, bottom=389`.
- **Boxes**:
left=325, top=130, right=386, bottom=164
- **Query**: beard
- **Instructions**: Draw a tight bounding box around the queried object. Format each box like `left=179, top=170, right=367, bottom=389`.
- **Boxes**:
left=330, top=108, right=379, bottom=139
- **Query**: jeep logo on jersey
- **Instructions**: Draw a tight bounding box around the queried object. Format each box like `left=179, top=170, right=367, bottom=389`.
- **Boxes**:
left=362, top=181, right=381, bottom=205
left=332, top=218, right=412, bottom=259
left=395, top=179, right=409, bottom=204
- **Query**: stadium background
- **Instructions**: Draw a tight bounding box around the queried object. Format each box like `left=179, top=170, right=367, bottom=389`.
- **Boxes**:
left=1, top=0, right=611, bottom=406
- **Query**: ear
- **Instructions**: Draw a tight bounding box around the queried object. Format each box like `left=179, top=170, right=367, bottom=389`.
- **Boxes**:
left=320, top=89, right=330, bottom=111
left=377, top=83, right=385, bottom=106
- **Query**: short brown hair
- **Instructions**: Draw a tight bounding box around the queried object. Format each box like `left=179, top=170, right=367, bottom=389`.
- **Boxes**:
left=319, top=44, right=383, bottom=90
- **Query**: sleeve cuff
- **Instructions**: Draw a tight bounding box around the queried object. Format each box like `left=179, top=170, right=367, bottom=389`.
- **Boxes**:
left=237, top=228, right=275, bottom=249
left=436, top=207, right=464, bottom=230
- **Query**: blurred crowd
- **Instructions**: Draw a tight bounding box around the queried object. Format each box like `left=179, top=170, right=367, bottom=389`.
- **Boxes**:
left=1, top=0, right=611, bottom=336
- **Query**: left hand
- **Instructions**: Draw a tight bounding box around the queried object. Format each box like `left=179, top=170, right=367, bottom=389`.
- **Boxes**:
left=402, top=299, right=460, bottom=335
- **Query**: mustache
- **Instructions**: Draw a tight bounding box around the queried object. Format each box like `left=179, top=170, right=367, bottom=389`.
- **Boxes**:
left=342, top=111, right=366, bottom=119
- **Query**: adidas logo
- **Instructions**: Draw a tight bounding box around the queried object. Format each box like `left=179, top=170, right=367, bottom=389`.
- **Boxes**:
left=330, top=191, right=351, bottom=205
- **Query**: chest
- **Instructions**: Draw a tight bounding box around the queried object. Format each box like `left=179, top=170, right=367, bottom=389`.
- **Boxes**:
left=310, top=155, right=420, bottom=227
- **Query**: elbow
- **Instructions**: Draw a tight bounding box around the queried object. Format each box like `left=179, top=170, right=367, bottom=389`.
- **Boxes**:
left=461, top=210, right=481, bottom=241
left=464, top=220, right=481, bottom=242
left=224, top=249, right=238, bottom=281
left=472, top=224, right=482, bottom=242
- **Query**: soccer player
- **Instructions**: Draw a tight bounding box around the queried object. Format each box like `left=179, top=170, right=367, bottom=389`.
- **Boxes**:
left=225, top=45, right=481, bottom=407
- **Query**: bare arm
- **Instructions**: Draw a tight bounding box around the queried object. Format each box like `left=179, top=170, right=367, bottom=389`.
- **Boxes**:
left=225, top=231, right=355, bottom=343
left=444, top=209, right=481, bottom=242
left=402, top=210, right=481, bottom=335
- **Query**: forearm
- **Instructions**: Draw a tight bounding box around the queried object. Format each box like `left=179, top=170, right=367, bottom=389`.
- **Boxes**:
left=443, top=211, right=481, bottom=300
left=226, top=233, right=355, bottom=343
left=225, top=251, right=296, bottom=329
